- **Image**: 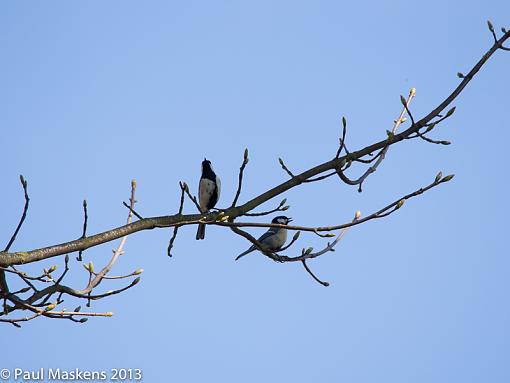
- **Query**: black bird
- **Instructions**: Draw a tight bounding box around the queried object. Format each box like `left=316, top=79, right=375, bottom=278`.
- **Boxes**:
left=196, top=158, right=221, bottom=240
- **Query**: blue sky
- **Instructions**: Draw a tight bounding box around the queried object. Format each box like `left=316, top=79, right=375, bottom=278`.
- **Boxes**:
left=1, top=1, right=509, bottom=382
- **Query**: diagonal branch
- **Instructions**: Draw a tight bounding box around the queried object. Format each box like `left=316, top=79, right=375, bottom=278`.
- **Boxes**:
left=84, top=180, right=137, bottom=294
left=0, top=29, right=508, bottom=269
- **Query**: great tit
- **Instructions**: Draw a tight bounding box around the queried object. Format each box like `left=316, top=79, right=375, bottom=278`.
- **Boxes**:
left=196, top=158, right=221, bottom=240
left=236, top=216, right=292, bottom=260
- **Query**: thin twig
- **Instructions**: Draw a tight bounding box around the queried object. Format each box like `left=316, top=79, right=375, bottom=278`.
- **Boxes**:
left=92, top=269, right=143, bottom=280
left=278, top=157, right=295, bottom=178
left=182, top=184, right=201, bottom=212
left=337, top=88, right=416, bottom=192
left=46, top=310, right=113, bottom=317
left=4, top=175, right=30, bottom=253
left=84, top=180, right=138, bottom=293
left=244, top=198, right=289, bottom=217
left=1, top=175, right=30, bottom=296
left=303, top=171, right=337, bottom=183
left=302, top=260, right=329, bottom=287
left=77, top=199, right=88, bottom=261
left=122, top=201, right=144, bottom=219
left=168, top=182, right=186, bottom=257
left=335, top=116, right=348, bottom=158
left=232, top=149, right=249, bottom=207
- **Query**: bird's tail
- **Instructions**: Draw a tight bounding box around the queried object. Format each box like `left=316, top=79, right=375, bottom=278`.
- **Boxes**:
left=196, top=223, right=206, bottom=240
left=235, top=248, right=254, bottom=261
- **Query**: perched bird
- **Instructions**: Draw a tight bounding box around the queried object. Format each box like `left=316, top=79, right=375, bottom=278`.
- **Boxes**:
left=196, top=158, right=221, bottom=240
left=236, top=216, right=292, bottom=260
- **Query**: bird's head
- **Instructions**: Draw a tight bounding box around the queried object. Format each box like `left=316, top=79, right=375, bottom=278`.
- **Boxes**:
left=272, top=216, right=292, bottom=225
left=201, top=158, right=213, bottom=172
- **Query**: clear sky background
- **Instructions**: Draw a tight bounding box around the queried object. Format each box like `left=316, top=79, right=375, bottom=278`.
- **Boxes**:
left=1, top=1, right=509, bottom=382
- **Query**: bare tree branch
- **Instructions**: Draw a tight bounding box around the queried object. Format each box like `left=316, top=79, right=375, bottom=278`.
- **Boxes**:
left=0, top=25, right=508, bottom=324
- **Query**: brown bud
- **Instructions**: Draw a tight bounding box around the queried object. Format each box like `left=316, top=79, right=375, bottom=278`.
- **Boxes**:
left=424, top=123, right=436, bottom=133
left=445, top=107, right=456, bottom=118
left=487, top=20, right=494, bottom=33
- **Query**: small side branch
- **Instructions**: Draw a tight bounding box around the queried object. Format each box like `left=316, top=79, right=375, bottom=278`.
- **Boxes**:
left=278, top=157, right=295, bottom=178
left=182, top=183, right=201, bottom=212
left=231, top=149, right=249, bottom=207
left=337, top=88, right=416, bottom=192
left=167, top=182, right=186, bottom=257
left=77, top=200, right=88, bottom=262
left=85, top=180, right=138, bottom=293
left=335, top=116, right=349, bottom=158
left=1, top=175, right=30, bottom=296
left=302, top=260, right=329, bottom=287
left=244, top=198, right=290, bottom=217
left=4, top=175, right=30, bottom=253
left=122, top=202, right=144, bottom=220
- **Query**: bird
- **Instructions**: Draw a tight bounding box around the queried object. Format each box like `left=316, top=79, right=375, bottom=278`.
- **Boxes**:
left=235, top=216, right=292, bottom=260
left=196, top=158, right=221, bottom=240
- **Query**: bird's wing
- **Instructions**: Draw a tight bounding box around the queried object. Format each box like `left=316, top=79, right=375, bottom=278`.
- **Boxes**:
left=215, top=175, right=221, bottom=200
left=236, top=230, right=280, bottom=261
left=257, top=230, right=276, bottom=244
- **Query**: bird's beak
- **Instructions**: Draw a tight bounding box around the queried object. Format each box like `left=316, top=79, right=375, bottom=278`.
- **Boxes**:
left=204, top=157, right=207, bottom=161
left=287, top=218, right=293, bottom=223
